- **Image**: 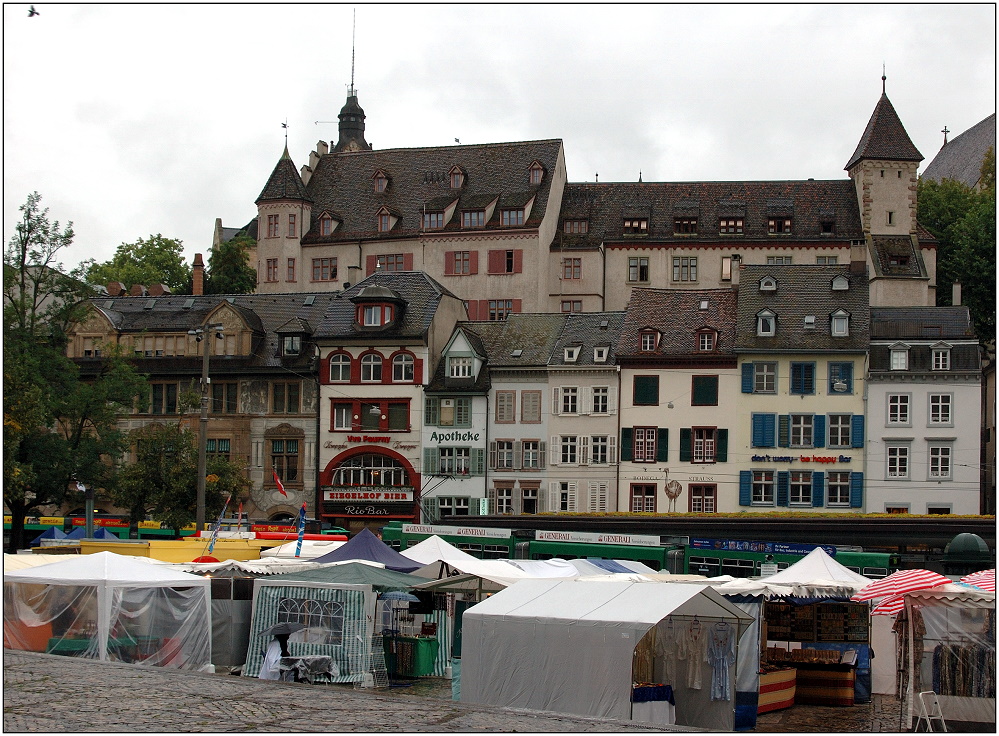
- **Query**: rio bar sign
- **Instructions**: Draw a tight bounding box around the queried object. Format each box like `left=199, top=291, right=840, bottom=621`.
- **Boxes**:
left=403, top=523, right=512, bottom=540
left=536, top=530, right=662, bottom=547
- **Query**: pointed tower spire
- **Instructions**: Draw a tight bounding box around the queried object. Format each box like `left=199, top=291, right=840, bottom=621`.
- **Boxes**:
left=844, top=90, right=923, bottom=171
left=333, top=10, right=372, bottom=153
left=256, top=147, right=311, bottom=205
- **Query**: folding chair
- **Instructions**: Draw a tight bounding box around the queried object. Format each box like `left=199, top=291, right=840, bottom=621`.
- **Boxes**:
left=915, top=690, right=947, bottom=732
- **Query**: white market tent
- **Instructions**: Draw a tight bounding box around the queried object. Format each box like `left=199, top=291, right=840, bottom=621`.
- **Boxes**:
left=758, top=547, right=872, bottom=594
left=461, top=578, right=753, bottom=731
left=399, top=535, right=477, bottom=565
left=3, top=551, right=212, bottom=670
left=4, top=553, right=89, bottom=570
left=258, top=539, right=347, bottom=559
left=412, top=557, right=578, bottom=589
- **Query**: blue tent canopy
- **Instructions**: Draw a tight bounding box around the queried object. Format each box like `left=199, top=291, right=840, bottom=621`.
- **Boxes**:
left=30, top=526, right=67, bottom=546
left=64, top=526, right=119, bottom=540
left=311, top=528, right=422, bottom=572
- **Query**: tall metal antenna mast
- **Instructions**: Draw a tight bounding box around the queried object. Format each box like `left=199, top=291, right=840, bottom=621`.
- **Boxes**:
left=350, top=9, right=356, bottom=96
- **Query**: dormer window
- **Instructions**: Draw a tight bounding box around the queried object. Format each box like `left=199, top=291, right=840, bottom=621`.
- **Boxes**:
left=529, top=163, right=544, bottom=185
left=890, top=345, right=909, bottom=371
left=675, top=217, right=698, bottom=234
left=757, top=310, right=776, bottom=337
left=563, top=219, right=589, bottom=234
left=759, top=276, right=778, bottom=291
left=377, top=212, right=392, bottom=232
left=373, top=172, right=388, bottom=192
left=462, top=210, right=485, bottom=228
left=640, top=330, right=658, bottom=352
left=423, top=212, right=444, bottom=230
left=501, top=209, right=524, bottom=227
left=593, top=346, right=608, bottom=363
left=697, top=331, right=716, bottom=352
left=319, top=214, right=334, bottom=237
left=283, top=336, right=302, bottom=356
left=932, top=345, right=951, bottom=371
left=821, top=221, right=835, bottom=235
left=832, top=275, right=850, bottom=290
left=768, top=218, right=792, bottom=234
left=803, top=315, right=816, bottom=330
left=450, top=167, right=465, bottom=189
left=360, top=304, right=394, bottom=327
left=720, top=218, right=743, bottom=234
left=564, top=345, right=581, bottom=363
left=449, top=356, right=473, bottom=378
left=623, top=218, right=648, bottom=234
left=830, top=309, right=850, bottom=337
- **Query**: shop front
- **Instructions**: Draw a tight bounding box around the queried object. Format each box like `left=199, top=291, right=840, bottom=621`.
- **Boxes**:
left=320, top=447, right=421, bottom=533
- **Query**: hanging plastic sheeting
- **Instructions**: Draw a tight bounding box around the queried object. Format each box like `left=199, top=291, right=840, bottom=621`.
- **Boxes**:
left=3, top=552, right=212, bottom=671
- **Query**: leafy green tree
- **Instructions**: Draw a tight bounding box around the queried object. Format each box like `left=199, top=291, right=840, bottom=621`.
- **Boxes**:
left=112, top=420, right=248, bottom=538
left=206, top=234, right=257, bottom=294
left=3, top=193, right=147, bottom=551
left=83, top=234, right=192, bottom=293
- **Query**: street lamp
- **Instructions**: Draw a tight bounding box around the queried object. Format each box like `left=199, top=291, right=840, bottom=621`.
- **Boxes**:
left=188, top=324, right=224, bottom=531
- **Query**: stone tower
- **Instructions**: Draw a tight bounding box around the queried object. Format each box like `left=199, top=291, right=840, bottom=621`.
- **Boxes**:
left=332, top=87, right=372, bottom=153
left=255, top=145, right=313, bottom=293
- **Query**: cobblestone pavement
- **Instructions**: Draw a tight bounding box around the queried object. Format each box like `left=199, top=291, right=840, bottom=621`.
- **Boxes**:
left=4, top=651, right=909, bottom=733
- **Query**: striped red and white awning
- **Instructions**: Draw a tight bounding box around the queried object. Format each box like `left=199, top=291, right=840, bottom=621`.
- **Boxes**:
left=851, top=569, right=952, bottom=602
left=870, top=594, right=907, bottom=616
left=960, top=569, right=995, bottom=592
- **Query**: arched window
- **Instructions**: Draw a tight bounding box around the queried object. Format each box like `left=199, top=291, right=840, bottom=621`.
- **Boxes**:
left=330, top=453, right=409, bottom=487
left=329, top=353, right=351, bottom=382
left=392, top=353, right=414, bottom=382
left=361, top=353, right=383, bottom=382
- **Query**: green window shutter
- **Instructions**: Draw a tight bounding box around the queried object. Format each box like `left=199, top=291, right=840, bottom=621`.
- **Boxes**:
left=471, top=448, right=485, bottom=476
left=739, top=471, right=752, bottom=506
left=423, top=448, right=439, bottom=475
left=778, top=415, right=790, bottom=447
left=633, top=376, right=659, bottom=406
left=776, top=471, right=790, bottom=507
left=692, top=375, right=718, bottom=406
left=656, top=428, right=669, bottom=462
left=716, top=429, right=728, bottom=462
left=620, top=428, right=633, bottom=461
left=679, top=428, right=692, bottom=462
left=812, top=472, right=825, bottom=508
left=425, top=398, right=438, bottom=426
left=422, top=496, right=440, bottom=524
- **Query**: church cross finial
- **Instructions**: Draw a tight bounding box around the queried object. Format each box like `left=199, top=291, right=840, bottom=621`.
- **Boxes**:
left=942, top=126, right=950, bottom=145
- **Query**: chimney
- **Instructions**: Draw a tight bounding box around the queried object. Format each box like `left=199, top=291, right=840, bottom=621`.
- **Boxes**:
left=192, top=253, right=205, bottom=296
left=106, top=281, right=126, bottom=296
left=952, top=281, right=962, bottom=306
left=148, top=284, right=172, bottom=297
left=129, top=284, right=147, bottom=297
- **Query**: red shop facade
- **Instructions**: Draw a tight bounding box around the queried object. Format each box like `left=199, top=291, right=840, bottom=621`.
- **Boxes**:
left=319, top=444, right=421, bottom=533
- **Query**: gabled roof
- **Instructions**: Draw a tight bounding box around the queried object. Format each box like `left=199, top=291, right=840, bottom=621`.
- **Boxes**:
left=735, top=265, right=870, bottom=352
left=922, top=113, right=996, bottom=189
left=256, top=147, right=312, bottom=204
left=301, top=139, right=563, bottom=243
left=312, top=271, right=458, bottom=341
left=469, top=313, right=567, bottom=368
left=845, top=93, right=923, bottom=170
left=870, top=306, right=977, bottom=341
left=869, top=235, right=927, bottom=277
left=550, top=312, right=625, bottom=367
left=617, top=289, right=737, bottom=359
left=555, top=179, right=862, bottom=250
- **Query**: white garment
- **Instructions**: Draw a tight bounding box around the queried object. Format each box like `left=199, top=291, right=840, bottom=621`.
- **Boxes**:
left=258, top=639, right=284, bottom=680
left=677, top=620, right=707, bottom=689
left=653, top=618, right=679, bottom=685
left=705, top=622, right=736, bottom=701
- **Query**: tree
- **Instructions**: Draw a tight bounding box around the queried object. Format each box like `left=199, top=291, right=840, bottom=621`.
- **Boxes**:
left=3, top=193, right=148, bottom=551
left=205, top=234, right=257, bottom=294
left=112, top=420, right=248, bottom=537
left=83, top=234, right=192, bottom=293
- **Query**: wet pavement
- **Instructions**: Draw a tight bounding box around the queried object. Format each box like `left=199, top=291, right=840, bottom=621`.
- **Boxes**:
left=4, top=650, right=916, bottom=732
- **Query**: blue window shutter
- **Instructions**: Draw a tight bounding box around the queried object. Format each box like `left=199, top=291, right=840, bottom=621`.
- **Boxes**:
left=716, top=429, right=728, bottom=462
left=656, top=428, right=669, bottom=462
left=850, top=472, right=864, bottom=508
left=739, top=471, right=752, bottom=506
left=813, top=415, right=826, bottom=448
left=812, top=472, right=825, bottom=507
left=752, top=414, right=764, bottom=447
left=805, top=363, right=816, bottom=394
left=742, top=363, right=754, bottom=393
left=753, top=414, right=776, bottom=447
left=851, top=415, right=865, bottom=448
left=764, top=414, right=776, bottom=447
left=778, top=415, right=790, bottom=447
left=777, top=471, right=789, bottom=506
left=790, top=364, right=802, bottom=394
left=679, top=428, right=692, bottom=461
left=620, top=428, right=633, bottom=461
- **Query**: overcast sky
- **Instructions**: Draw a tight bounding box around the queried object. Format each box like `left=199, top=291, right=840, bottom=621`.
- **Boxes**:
left=4, top=4, right=995, bottom=274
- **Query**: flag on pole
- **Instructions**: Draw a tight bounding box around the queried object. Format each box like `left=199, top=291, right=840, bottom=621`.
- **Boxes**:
left=207, top=494, right=231, bottom=554
left=273, top=469, right=287, bottom=497
left=237, top=501, right=243, bottom=528
left=294, top=503, right=307, bottom=558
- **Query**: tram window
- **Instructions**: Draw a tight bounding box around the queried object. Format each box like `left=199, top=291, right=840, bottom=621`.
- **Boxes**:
left=688, top=556, right=721, bottom=577
left=386, top=540, right=402, bottom=550
left=863, top=567, right=888, bottom=578
left=844, top=566, right=861, bottom=573
left=456, top=543, right=483, bottom=554
left=482, top=545, right=510, bottom=559
left=722, top=558, right=755, bottom=578
left=532, top=552, right=554, bottom=560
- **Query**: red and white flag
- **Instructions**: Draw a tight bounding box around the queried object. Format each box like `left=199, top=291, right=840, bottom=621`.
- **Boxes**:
left=273, top=469, right=287, bottom=497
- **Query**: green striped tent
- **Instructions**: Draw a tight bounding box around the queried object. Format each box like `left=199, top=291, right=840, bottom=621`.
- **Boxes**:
left=243, top=581, right=376, bottom=684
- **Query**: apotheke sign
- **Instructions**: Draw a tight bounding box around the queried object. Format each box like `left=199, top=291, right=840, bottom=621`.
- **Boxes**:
left=536, top=530, right=662, bottom=547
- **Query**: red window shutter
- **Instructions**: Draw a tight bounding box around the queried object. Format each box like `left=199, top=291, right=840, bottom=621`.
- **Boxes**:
left=512, top=299, right=522, bottom=314
left=488, top=250, right=502, bottom=274
left=365, top=255, right=377, bottom=276
left=444, top=252, right=455, bottom=276
left=479, top=299, right=490, bottom=318
left=513, top=250, right=523, bottom=273
left=466, top=301, right=478, bottom=320
left=413, top=358, right=424, bottom=384
left=403, top=253, right=414, bottom=271
left=350, top=355, right=361, bottom=383
left=469, top=250, right=479, bottom=274
left=381, top=355, right=391, bottom=384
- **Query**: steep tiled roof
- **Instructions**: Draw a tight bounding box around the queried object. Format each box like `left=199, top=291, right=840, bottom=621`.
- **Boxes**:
left=312, top=271, right=458, bottom=341
left=300, top=139, right=563, bottom=243
left=869, top=235, right=927, bottom=277
left=922, top=113, right=996, bottom=189
left=468, top=314, right=567, bottom=368
left=554, top=180, right=862, bottom=250
left=256, top=147, right=312, bottom=204
left=870, top=306, right=977, bottom=340
left=617, top=289, right=738, bottom=359
left=735, top=265, right=870, bottom=352
left=549, top=312, right=625, bottom=367
left=845, top=94, right=923, bottom=170
left=424, top=326, right=491, bottom=394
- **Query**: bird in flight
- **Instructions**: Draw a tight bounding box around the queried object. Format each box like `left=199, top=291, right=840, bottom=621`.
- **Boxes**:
left=28, top=5, right=39, bottom=16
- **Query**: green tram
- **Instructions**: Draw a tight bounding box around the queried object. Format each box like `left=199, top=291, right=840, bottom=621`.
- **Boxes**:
left=380, top=522, right=899, bottom=578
